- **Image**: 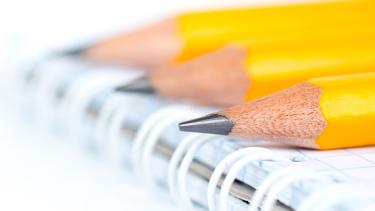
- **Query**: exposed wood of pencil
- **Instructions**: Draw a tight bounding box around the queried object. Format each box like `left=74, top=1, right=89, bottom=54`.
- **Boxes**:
left=219, top=83, right=326, bottom=148
left=84, top=18, right=182, bottom=68
left=150, top=46, right=250, bottom=106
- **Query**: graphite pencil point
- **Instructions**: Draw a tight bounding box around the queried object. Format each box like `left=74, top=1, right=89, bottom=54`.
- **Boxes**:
left=57, top=44, right=94, bottom=56
left=179, top=114, right=234, bottom=135
left=115, top=76, right=155, bottom=94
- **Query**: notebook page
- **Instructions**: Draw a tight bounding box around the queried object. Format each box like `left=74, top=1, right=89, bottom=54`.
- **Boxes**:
left=151, top=113, right=374, bottom=210
left=296, top=147, right=375, bottom=187
left=207, top=137, right=375, bottom=187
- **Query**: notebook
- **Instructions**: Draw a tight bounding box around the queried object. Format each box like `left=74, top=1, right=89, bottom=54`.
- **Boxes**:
left=0, top=99, right=179, bottom=211
left=13, top=54, right=375, bottom=211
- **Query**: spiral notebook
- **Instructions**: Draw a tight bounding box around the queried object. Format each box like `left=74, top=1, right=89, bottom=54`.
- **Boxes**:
left=13, top=54, right=375, bottom=211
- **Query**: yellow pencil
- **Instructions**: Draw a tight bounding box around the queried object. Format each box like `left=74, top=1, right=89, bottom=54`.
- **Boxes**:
left=179, top=72, right=375, bottom=150
left=117, top=38, right=375, bottom=106
left=82, top=0, right=375, bottom=68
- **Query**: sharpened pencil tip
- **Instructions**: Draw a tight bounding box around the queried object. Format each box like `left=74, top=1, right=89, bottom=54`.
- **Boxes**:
left=115, top=76, right=155, bottom=94
left=179, top=114, right=234, bottom=135
left=58, top=44, right=92, bottom=56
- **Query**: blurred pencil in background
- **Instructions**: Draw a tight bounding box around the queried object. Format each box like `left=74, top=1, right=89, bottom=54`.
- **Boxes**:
left=79, top=0, right=375, bottom=68
left=179, top=72, right=375, bottom=150
left=116, top=38, right=375, bottom=106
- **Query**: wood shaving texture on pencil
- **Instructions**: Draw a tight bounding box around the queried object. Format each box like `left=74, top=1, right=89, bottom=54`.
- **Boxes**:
left=220, top=82, right=326, bottom=148
left=151, top=46, right=251, bottom=106
left=84, top=18, right=182, bottom=68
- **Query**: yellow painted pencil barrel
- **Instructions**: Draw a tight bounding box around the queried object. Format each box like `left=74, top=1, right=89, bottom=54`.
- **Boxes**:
left=309, top=73, right=375, bottom=149
left=244, top=39, right=375, bottom=100
left=176, top=0, right=375, bottom=61
left=123, top=37, right=375, bottom=107
left=84, top=0, right=375, bottom=67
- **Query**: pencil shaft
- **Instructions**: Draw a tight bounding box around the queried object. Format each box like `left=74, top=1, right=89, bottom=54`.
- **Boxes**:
left=309, top=73, right=375, bottom=149
left=180, top=72, right=375, bottom=149
left=86, top=1, right=375, bottom=67
left=245, top=39, right=375, bottom=99
left=176, top=0, right=375, bottom=61
left=149, top=39, right=375, bottom=106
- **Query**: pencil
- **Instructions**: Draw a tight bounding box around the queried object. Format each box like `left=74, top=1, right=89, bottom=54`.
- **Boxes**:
left=179, top=72, right=375, bottom=150
left=116, top=38, right=375, bottom=106
left=81, top=0, right=375, bottom=68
